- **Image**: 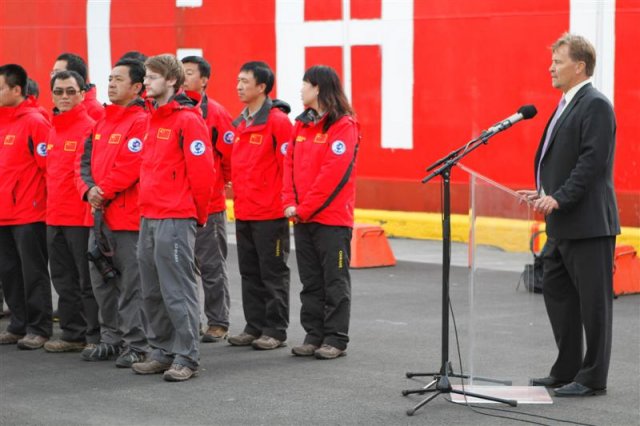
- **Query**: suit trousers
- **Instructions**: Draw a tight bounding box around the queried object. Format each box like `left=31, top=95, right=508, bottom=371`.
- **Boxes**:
left=89, top=229, right=147, bottom=351
left=194, top=211, right=230, bottom=328
left=236, top=218, right=290, bottom=341
left=138, top=218, right=200, bottom=369
left=47, top=225, right=99, bottom=343
left=294, top=223, right=352, bottom=350
left=0, top=223, right=52, bottom=337
left=542, top=236, right=615, bottom=389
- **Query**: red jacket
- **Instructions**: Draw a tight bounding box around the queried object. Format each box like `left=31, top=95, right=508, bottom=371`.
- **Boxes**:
left=77, top=99, right=149, bottom=231
left=83, top=85, right=105, bottom=122
left=0, top=97, right=51, bottom=225
left=139, top=93, right=215, bottom=226
left=201, top=94, right=234, bottom=214
left=231, top=98, right=292, bottom=221
left=283, top=111, right=360, bottom=227
left=47, top=104, right=95, bottom=226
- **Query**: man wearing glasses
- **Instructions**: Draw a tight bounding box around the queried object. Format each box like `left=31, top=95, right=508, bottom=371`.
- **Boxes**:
left=51, top=53, right=105, bottom=121
left=43, top=70, right=100, bottom=354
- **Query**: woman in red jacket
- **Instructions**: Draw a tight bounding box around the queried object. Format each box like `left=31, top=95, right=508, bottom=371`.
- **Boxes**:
left=282, top=65, right=360, bottom=360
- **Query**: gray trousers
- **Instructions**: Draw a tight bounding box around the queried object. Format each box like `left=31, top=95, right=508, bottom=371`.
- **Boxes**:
left=47, top=225, right=100, bottom=343
left=89, top=230, right=147, bottom=351
left=138, top=218, right=200, bottom=369
left=195, top=211, right=230, bottom=328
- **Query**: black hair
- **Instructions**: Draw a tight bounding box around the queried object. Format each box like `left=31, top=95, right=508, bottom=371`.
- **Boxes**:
left=26, top=78, right=40, bottom=98
left=181, top=55, right=211, bottom=79
left=119, top=51, right=148, bottom=63
left=56, top=53, right=88, bottom=82
left=240, top=61, right=274, bottom=95
left=50, top=70, right=86, bottom=92
left=114, top=58, right=146, bottom=94
left=0, top=64, right=28, bottom=96
left=303, top=65, right=353, bottom=132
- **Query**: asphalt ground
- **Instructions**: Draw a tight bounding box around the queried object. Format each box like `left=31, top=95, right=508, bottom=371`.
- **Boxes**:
left=0, top=236, right=638, bottom=426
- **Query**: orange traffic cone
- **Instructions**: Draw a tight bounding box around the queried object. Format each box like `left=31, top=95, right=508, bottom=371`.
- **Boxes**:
left=350, top=224, right=396, bottom=268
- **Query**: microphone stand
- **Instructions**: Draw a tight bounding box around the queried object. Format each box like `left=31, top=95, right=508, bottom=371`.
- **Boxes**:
left=402, top=133, right=518, bottom=416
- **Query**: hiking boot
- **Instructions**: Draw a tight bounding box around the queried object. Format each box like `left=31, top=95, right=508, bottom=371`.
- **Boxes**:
left=81, top=342, right=121, bottom=361
left=131, top=359, right=172, bottom=375
left=314, top=344, right=346, bottom=359
left=44, top=339, right=85, bottom=353
left=0, top=331, right=24, bottom=345
left=116, top=349, right=147, bottom=368
left=202, top=326, right=228, bottom=343
left=228, top=332, right=258, bottom=346
left=291, top=343, right=319, bottom=356
left=163, top=364, right=199, bottom=382
left=252, top=335, right=286, bottom=350
left=17, top=334, right=48, bottom=350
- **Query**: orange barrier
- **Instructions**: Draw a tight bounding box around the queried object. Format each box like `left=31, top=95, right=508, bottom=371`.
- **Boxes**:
left=350, top=224, right=396, bottom=269
left=613, top=245, right=640, bottom=297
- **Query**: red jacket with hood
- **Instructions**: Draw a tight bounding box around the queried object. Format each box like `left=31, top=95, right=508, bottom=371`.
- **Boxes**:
left=0, top=97, right=51, bottom=225
left=77, top=98, right=149, bottom=231
left=201, top=94, right=234, bottom=215
left=47, top=103, right=95, bottom=226
left=231, top=98, right=292, bottom=221
left=83, top=84, right=105, bottom=122
left=282, top=110, right=360, bottom=227
left=139, top=92, right=215, bottom=226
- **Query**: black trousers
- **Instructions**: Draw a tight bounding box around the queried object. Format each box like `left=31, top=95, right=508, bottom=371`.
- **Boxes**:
left=47, top=225, right=100, bottom=343
left=236, top=218, right=290, bottom=341
left=294, top=223, right=352, bottom=350
left=0, top=223, right=52, bottom=337
left=542, top=236, right=615, bottom=389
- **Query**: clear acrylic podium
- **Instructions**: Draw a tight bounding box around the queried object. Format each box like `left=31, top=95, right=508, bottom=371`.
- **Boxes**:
left=450, top=164, right=552, bottom=404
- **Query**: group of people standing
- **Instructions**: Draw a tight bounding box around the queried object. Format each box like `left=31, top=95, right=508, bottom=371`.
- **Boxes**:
left=0, top=52, right=359, bottom=382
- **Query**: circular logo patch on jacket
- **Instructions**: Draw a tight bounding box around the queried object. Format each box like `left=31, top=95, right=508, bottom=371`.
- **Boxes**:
left=36, top=142, right=48, bottom=157
left=223, top=131, right=234, bottom=144
left=190, top=140, right=206, bottom=156
left=127, top=138, right=142, bottom=153
left=331, top=140, right=346, bottom=155
left=280, top=142, right=289, bottom=155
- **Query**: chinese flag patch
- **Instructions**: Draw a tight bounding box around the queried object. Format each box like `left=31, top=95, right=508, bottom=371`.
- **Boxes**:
left=157, top=128, right=172, bottom=140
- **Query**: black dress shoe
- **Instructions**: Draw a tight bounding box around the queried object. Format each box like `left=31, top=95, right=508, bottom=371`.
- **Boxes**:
left=529, top=376, right=571, bottom=388
left=553, top=382, right=606, bottom=397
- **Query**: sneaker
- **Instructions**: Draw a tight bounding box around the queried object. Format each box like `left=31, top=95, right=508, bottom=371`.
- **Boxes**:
left=115, top=349, right=147, bottom=368
left=314, top=344, right=347, bottom=360
left=252, top=335, right=286, bottom=350
left=17, top=334, right=48, bottom=350
left=44, top=339, right=86, bottom=353
left=163, top=363, right=199, bottom=382
left=131, top=359, right=172, bottom=375
left=0, top=331, right=24, bottom=345
left=202, top=326, right=228, bottom=343
left=228, top=332, right=258, bottom=346
left=291, top=343, right=319, bottom=356
left=81, top=342, right=122, bottom=361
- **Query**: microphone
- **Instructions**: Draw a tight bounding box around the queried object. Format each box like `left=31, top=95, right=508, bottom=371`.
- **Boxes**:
left=483, top=105, right=537, bottom=137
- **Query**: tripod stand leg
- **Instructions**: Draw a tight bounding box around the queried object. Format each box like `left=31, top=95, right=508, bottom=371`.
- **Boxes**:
left=449, top=389, right=517, bottom=407
left=402, top=378, right=438, bottom=396
left=406, top=372, right=439, bottom=379
left=407, top=391, right=441, bottom=416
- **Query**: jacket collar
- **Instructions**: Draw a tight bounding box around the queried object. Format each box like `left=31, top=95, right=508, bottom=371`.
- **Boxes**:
left=232, top=97, right=273, bottom=128
left=52, top=103, right=89, bottom=129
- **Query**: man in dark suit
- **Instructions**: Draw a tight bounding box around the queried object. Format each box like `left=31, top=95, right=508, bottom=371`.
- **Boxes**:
left=519, top=33, right=620, bottom=397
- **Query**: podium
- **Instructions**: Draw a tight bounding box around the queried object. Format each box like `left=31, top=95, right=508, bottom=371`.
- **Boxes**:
left=451, top=164, right=552, bottom=403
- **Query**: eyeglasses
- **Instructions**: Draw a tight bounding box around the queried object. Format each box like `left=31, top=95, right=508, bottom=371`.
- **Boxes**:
left=52, top=88, right=80, bottom=96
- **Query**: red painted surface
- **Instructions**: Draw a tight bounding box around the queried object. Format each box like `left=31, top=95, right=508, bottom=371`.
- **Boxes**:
left=1, top=0, right=637, bottom=225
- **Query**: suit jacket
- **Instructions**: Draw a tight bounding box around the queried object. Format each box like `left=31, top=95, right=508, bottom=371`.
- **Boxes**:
left=534, top=83, right=620, bottom=240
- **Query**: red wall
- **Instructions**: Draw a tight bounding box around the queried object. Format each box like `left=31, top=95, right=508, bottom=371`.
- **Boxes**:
left=1, top=0, right=637, bottom=225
